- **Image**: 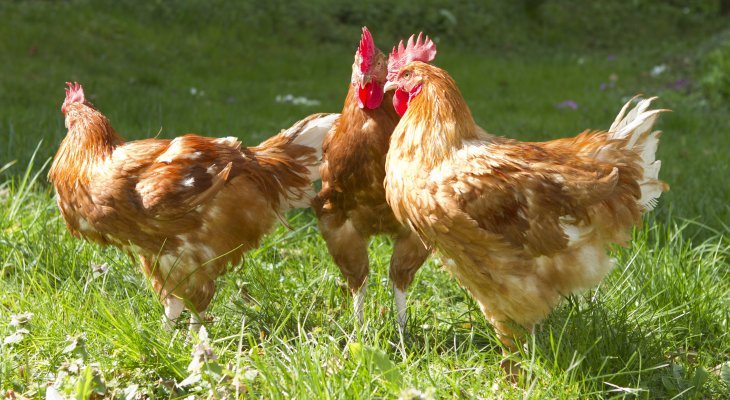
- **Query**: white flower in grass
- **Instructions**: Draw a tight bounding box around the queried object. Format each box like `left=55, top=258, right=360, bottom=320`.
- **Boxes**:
left=275, top=93, right=321, bottom=106
left=122, top=384, right=140, bottom=400
left=189, top=87, right=206, bottom=97
left=92, top=262, right=109, bottom=279
left=62, top=334, right=88, bottom=359
left=45, top=386, right=64, bottom=400
left=650, top=64, right=668, bottom=77
left=399, top=388, right=435, bottom=400
left=4, top=312, right=33, bottom=345
left=3, top=329, right=29, bottom=345
left=9, top=312, right=33, bottom=326
left=179, top=326, right=219, bottom=388
left=188, top=326, right=217, bottom=372
left=92, top=263, right=108, bottom=273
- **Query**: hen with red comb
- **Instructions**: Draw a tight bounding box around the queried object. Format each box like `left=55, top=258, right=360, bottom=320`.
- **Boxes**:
left=313, top=29, right=438, bottom=330
left=50, top=81, right=338, bottom=334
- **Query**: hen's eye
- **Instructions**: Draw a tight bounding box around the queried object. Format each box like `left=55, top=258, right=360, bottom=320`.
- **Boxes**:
left=403, top=71, right=411, bottom=79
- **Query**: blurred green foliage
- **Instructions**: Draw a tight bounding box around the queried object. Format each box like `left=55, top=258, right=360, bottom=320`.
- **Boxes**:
left=702, top=39, right=730, bottom=100
left=10, top=0, right=724, bottom=51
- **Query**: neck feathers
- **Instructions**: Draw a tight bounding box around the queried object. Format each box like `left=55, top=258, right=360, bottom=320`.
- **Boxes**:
left=49, top=105, right=122, bottom=185
left=391, top=68, right=479, bottom=167
left=338, top=85, right=397, bottom=131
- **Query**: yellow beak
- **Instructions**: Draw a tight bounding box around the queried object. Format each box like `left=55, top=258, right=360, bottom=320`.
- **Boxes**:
left=383, top=81, right=397, bottom=92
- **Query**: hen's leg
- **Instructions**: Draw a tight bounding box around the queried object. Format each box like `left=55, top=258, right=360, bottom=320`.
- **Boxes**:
left=186, top=279, right=215, bottom=334
left=190, top=311, right=206, bottom=333
left=140, top=255, right=184, bottom=329
left=318, top=214, right=370, bottom=325
left=389, top=232, right=430, bottom=330
left=490, top=317, right=531, bottom=382
left=353, top=279, right=367, bottom=325
left=163, top=297, right=185, bottom=329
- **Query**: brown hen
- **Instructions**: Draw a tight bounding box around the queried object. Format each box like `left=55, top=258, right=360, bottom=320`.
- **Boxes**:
left=383, top=62, right=668, bottom=372
left=49, top=82, right=337, bottom=331
left=312, top=28, right=436, bottom=328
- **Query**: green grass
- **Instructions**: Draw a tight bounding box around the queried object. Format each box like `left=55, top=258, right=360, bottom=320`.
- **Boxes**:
left=1, top=1, right=729, bottom=398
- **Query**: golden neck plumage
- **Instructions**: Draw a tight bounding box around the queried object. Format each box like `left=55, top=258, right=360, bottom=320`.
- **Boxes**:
left=49, top=105, right=122, bottom=186
left=389, top=70, right=479, bottom=169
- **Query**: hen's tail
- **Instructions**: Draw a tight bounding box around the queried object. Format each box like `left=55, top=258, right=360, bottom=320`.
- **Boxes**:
left=252, top=113, right=339, bottom=210
left=608, top=97, right=669, bottom=212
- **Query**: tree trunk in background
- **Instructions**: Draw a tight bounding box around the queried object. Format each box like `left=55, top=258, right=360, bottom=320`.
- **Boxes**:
left=722, top=0, right=730, bottom=16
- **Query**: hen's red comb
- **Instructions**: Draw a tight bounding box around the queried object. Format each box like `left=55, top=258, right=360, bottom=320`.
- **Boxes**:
left=64, top=81, right=85, bottom=105
left=357, top=26, right=376, bottom=74
left=387, top=32, right=437, bottom=80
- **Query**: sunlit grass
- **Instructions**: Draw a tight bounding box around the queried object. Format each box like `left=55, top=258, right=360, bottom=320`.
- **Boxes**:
left=1, top=156, right=728, bottom=398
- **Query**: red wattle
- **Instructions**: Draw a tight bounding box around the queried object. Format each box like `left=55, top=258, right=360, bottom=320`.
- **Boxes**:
left=358, top=82, right=384, bottom=110
left=393, top=89, right=409, bottom=116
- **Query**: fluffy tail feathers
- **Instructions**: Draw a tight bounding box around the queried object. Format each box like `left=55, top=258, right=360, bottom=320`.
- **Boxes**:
left=253, top=113, right=339, bottom=210
left=608, top=97, right=669, bottom=212
left=284, top=113, right=339, bottom=181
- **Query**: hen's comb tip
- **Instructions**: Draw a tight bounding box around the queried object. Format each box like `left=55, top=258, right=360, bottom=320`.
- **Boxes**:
left=387, top=31, right=438, bottom=79
left=356, top=26, right=377, bottom=75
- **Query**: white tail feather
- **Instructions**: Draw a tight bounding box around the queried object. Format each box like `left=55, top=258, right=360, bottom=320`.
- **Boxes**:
left=288, top=113, right=339, bottom=182
left=288, top=113, right=339, bottom=158
left=609, top=96, right=656, bottom=137
left=639, top=131, right=661, bottom=165
left=643, top=160, right=661, bottom=180
left=608, top=97, right=668, bottom=212
left=280, top=113, right=339, bottom=209
left=640, top=182, right=664, bottom=210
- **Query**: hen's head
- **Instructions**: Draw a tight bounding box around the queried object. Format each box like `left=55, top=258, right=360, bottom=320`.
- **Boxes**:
left=385, top=33, right=437, bottom=116
left=351, top=27, right=388, bottom=110
left=385, top=62, right=461, bottom=119
left=61, top=82, right=92, bottom=114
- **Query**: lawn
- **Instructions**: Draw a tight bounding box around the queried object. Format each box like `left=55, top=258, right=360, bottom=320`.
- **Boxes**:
left=1, top=1, right=729, bottom=398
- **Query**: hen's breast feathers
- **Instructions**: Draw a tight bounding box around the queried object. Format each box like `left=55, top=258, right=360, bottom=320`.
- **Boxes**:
left=319, top=89, right=398, bottom=209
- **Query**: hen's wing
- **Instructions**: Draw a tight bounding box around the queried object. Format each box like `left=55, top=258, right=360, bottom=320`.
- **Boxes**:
left=104, top=135, right=246, bottom=221
left=422, top=136, right=627, bottom=258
